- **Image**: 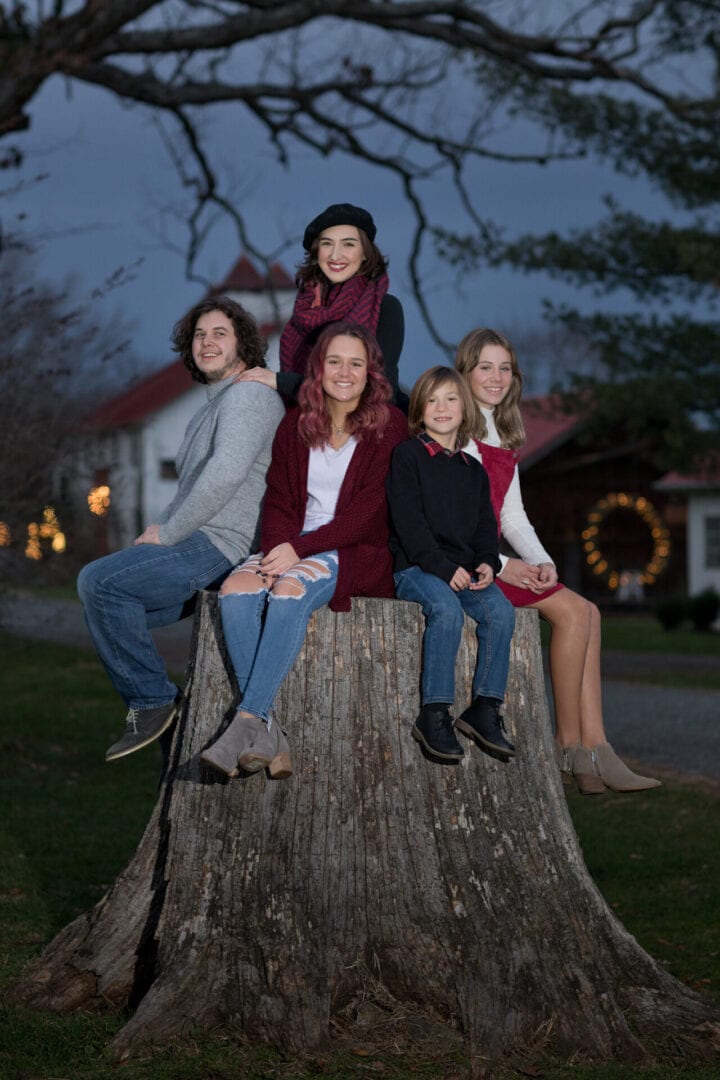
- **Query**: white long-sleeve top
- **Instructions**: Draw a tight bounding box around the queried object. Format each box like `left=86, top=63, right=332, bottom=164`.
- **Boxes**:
left=464, top=407, right=554, bottom=570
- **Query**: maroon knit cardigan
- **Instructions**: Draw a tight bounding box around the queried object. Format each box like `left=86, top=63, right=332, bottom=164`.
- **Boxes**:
left=261, top=406, right=409, bottom=611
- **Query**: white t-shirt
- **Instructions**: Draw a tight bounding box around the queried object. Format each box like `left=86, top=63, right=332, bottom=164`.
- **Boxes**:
left=303, top=437, right=358, bottom=532
left=463, top=408, right=554, bottom=570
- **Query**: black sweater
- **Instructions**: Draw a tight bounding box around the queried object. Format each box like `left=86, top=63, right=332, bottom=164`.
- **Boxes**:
left=386, top=437, right=501, bottom=584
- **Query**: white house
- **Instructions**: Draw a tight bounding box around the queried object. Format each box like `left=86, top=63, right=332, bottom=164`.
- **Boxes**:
left=70, top=256, right=295, bottom=553
left=654, top=455, right=720, bottom=596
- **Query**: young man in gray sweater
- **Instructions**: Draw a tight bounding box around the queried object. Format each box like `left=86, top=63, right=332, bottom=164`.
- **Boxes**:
left=78, top=297, right=285, bottom=761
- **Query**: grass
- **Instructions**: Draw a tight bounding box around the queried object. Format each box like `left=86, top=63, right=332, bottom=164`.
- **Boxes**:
left=0, top=634, right=719, bottom=1080
left=596, top=615, right=720, bottom=655
left=537, top=613, right=720, bottom=656
left=1, top=580, right=82, bottom=602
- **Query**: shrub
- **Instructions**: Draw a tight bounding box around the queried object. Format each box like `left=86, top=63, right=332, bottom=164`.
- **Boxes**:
left=687, top=587, right=720, bottom=632
left=654, top=596, right=686, bottom=631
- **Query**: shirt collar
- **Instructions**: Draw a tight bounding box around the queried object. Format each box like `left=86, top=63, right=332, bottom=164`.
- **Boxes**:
left=417, top=431, right=469, bottom=461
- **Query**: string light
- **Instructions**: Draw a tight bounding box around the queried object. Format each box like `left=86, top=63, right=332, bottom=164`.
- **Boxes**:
left=24, top=506, right=66, bottom=560
left=581, top=492, right=671, bottom=591
left=88, top=485, right=111, bottom=516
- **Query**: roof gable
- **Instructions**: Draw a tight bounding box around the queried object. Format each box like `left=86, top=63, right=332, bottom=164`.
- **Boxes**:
left=216, top=256, right=294, bottom=293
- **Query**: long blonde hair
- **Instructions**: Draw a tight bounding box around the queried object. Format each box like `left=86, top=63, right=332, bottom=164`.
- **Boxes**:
left=454, top=328, right=525, bottom=449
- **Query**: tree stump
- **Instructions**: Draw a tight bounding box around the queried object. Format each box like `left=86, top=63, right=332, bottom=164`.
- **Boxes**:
left=10, top=595, right=720, bottom=1072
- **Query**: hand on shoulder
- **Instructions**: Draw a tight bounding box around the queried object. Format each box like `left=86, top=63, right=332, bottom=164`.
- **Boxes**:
left=234, top=368, right=278, bottom=391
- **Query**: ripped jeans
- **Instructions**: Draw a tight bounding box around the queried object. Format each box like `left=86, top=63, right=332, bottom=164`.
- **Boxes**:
left=219, top=550, right=339, bottom=722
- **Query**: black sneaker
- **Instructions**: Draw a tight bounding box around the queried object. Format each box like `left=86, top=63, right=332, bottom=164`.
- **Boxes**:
left=455, top=697, right=515, bottom=757
left=412, top=704, right=464, bottom=761
left=105, top=697, right=181, bottom=762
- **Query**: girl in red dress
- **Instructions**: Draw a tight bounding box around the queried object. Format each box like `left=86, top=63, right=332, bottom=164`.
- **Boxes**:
left=456, top=327, right=660, bottom=794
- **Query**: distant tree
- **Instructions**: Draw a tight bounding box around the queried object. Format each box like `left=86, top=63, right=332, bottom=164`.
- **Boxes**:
left=497, top=321, right=601, bottom=396
left=0, top=3, right=718, bottom=464
left=429, top=5, right=720, bottom=466
left=0, top=245, right=134, bottom=559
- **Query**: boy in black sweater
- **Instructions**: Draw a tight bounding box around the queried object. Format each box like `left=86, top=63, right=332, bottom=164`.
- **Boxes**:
left=386, top=367, right=516, bottom=761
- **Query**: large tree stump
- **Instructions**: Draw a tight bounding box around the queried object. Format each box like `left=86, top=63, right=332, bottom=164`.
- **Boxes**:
left=10, top=595, right=720, bottom=1072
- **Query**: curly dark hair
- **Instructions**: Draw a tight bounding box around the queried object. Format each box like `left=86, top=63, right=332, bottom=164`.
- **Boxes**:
left=295, top=228, right=388, bottom=291
left=171, top=295, right=268, bottom=383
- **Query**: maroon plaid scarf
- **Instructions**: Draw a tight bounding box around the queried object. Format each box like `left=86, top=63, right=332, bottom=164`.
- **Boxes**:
left=279, top=272, right=389, bottom=375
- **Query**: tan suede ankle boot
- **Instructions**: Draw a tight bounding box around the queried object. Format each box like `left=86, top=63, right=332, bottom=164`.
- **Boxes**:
left=201, top=711, right=262, bottom=777
left=592, top=742, right=661, bottom=792
left=238, top=716, right=293, bottom=779
left=570, top=745, right=607, bottom=795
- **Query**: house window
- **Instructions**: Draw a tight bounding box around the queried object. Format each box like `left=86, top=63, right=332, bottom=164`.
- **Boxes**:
left=160, top=460, right=178, bottom=480
left=706, top=515, right=720, bottom=568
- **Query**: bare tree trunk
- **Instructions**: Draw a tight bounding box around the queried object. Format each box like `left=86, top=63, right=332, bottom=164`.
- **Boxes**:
left=10, top=594, right=720, bottom=1072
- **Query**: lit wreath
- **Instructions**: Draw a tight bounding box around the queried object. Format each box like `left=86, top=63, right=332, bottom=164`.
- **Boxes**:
left=581, top=492, right=671, bottom=591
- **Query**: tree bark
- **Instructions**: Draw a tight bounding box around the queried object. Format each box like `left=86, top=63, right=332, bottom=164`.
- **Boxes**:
left=10, top=594, right=720, bottom=1072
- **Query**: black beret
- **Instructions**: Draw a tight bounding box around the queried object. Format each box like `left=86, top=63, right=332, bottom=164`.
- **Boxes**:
left=302, top=203, right=377, bottom=251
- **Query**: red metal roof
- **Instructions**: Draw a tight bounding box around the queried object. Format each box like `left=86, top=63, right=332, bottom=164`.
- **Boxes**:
left=83, top=359, right=194, bottom=430
left=518, top=396, right=582, bottom=468
left=216, top=255, right=265, bottom=292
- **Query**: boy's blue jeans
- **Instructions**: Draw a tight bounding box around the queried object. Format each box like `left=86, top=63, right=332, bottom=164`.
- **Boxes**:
left=393, top=566, right=515, bottom=706
left=77, top=530, right=232, bottom=709
left=220, top=551, right=339, bottom=723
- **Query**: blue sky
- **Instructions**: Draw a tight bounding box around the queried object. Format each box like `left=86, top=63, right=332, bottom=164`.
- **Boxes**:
left=5, top=68, right=674, bottom=398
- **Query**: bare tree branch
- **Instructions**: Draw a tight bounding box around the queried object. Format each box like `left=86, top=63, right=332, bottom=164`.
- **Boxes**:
left=1, top=0, right=717, bottom=356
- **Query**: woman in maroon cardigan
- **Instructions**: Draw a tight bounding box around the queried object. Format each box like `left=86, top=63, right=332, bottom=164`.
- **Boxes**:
left=202, top=321, right=408, bottom=780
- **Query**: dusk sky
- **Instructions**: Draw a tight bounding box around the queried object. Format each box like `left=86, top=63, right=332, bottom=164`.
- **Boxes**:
left=6, top=62, right=675, bottom=399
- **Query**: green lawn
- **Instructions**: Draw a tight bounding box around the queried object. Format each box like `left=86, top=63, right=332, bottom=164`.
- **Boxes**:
left=0, top=634, right=718, bottom=1080
left=596, top=614, right=720, bottom=655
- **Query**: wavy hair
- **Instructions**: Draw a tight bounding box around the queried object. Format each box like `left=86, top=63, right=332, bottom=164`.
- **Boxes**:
left=408, top=367, right=479, bottom=448
left=295, top=228, right=388, bottom=290
left=171, top=295, right=267, bottom=383
left=454, top=327, right=525, bottom=449
left=297, top=321, right=392, bottom=448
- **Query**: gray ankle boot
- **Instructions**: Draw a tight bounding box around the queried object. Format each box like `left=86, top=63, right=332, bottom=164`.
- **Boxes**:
left=592, top=742, right=661, bottom=792
left=238, top=716, right=293, bottom=779
left=201, top=711, right=262, bottom=777
left=570, top=745, right=607, bottom=795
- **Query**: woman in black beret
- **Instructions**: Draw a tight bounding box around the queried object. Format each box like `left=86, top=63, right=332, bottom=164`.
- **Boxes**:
left=239, top=203, right=405, bottom=405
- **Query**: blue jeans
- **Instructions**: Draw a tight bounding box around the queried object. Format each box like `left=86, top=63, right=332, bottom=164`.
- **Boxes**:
left=220, top=551, right=339, bottom=722
left=77, top=531, right=232, bottom=709
left=394, top=565, right=515, bottom=705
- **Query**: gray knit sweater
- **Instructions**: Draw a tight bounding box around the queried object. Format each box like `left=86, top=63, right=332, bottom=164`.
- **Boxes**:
left=157, top=377, right=285, bottom=563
